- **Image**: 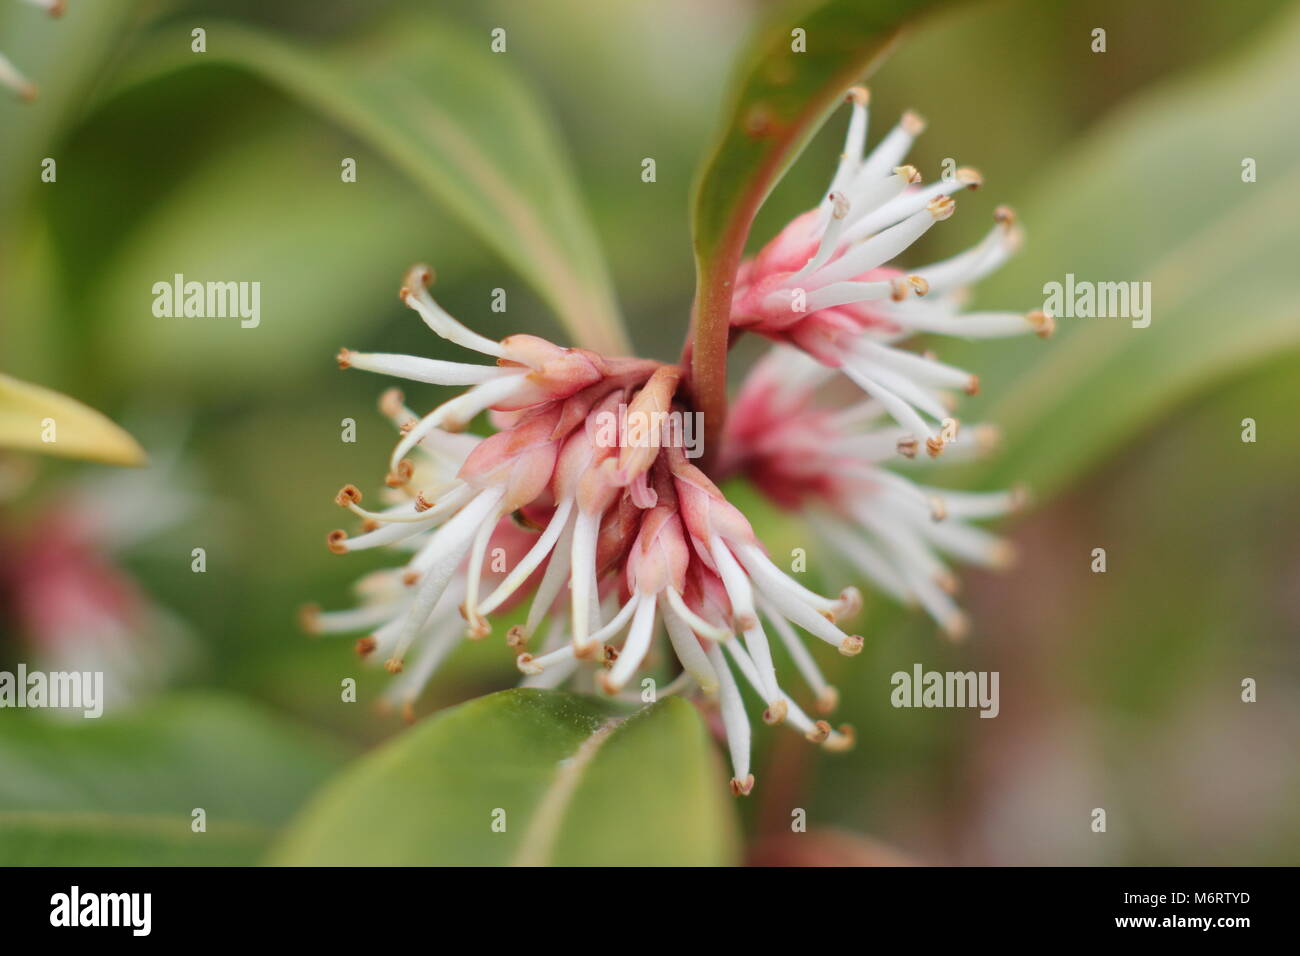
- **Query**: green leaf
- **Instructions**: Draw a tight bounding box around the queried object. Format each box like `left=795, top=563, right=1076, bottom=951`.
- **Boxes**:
left=0, top=813, right=267, bottom=867
left=271, top=689, right=739, bottom=866
left=0, top=0, right=146, bottom=220
left=109, top=18, right=629, bottom=356
left=84, top=118, right=469, bottom=393
left=953, top=6, right=1300, bottom=497
left=688, top=0, right=949, bottom=460
left=0, top=372, right=146, bottom=465
left=0, top=693, right=352, bottom=866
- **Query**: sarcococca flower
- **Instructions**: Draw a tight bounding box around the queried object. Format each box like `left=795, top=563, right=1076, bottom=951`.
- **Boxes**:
left=305, top=88, right=1044, bottom=793
left=309, top=267, right=860, bottom=795
left=730, top=88, right=1052, bottom=456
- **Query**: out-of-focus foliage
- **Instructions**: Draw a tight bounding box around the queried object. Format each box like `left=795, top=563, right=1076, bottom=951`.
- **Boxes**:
left=0, top=373, right=145, bottom=465
left=112, top=16, right=628, bottom=355
left=0, top=694, right=352, bottom=865
left=272, top=690, right=738, bottom=866
left=950, top=3, right=1300, bottom=496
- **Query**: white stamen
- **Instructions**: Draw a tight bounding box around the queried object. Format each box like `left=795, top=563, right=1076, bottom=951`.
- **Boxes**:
left=0, top=52, right=36, bottom=101
left=831, top=429, right=913, bottom=463
left=912, top=214, right=1021, bottom=296
left=829, top=396, right=888, bottom=429
left=852, top=111, right=924, bottom=184
left=882, top=305, right=1049, bottom=339
left=460, top=502, right=502, bottom=633
left=401, top=488, right=483, bottom=572
left=909, top=485, right=1021, bottom=521
left=664, top=587, right=732, bottom=642
left=840, top=363, right=939, bottom=442
left=517, top=641, right=576, bottom=675
left=759, top=598, right=832, bottom=702
left=740, top=621, right=783, bottom=712
left=477, top=497, right=574, bottom=615
left=603, top=593, right=657, bottom=692
left=388, top=374, right=524, bottom=472
left=823, top=89, right=869, bottom=205
left=705, top=642, right=751, bottom=788
left=708, top=535, right=757, bottom=630
left=342, top=351, right=511, bottom=386
left=387, top=487, right=504, bottom=667
left=841, top=166, right=916, bottom=231
left=734, top=544, right=841, bottom=616
left=724, top=639, right=832, bottom=739
left=851, top=501, right=947, bottom=584
left=334, top=513, right=442, bottom=552
left=401, top=281, right=506, bottom=358
left=916, top=514, right=1011, bottom=567
left=810, top=205, right=946, bottom=288
left=841, top=171, right=978, bottom=245
left=349, top=482, right=472, bottom=525
left=384, top=615, right=463, bottom=707
left=849, top=338, right=976, bottom=393
left=307, top=600, right=412, bottom=635
left=519, top=515, right=574, bottom=640
left=652, top=671, right=697, bottom=699
left=585, top=590, right=642, bottom=646
left=793, top=193, right=853, bottom=283
left=568, top=509, right=603, bottom=651
left=662, top=601, right=720, bottom=693
left=811, top=512, right=910, bottom=600
left=842, top=355, right=950, bottom=424
left=520, top=621, right=582, bottom=689
left=743, top=556, right=856, bottom=653
left=795, top=279, right=895, bottom=313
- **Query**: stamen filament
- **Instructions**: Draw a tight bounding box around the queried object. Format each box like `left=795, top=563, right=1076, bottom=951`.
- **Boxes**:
left=662, top=602, right=720, bottom=693
left=341, top=350, right=511, bottom=386
left=477, top=497, right=574, bottom=615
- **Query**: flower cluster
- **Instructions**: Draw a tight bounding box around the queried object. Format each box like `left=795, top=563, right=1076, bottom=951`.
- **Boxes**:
left=720, top=345, right=1022, bottom=640
left=306, top=88, right=1047, bottom=793
left=306, top=266, right=861, bottom=794
left=729, top=88, right=1051, bottom=456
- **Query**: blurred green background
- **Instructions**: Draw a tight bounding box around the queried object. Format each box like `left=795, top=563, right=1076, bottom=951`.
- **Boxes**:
left=1, top=0, right=1297, bottom=865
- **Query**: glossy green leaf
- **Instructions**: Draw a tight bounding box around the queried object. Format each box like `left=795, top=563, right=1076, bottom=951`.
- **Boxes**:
left=688, top=0, right=949, bottom=458
left=0, top=693, right=352, bottom=866
left=951, top=6, right=1300, bottom=497
left=110, top=18, right=629, bottom=356
left=0, top=372, right=146, bottom=465
left=271, top=689, right=739, bottom=866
